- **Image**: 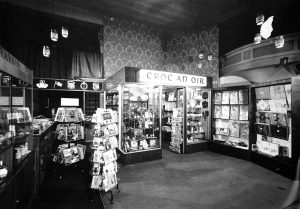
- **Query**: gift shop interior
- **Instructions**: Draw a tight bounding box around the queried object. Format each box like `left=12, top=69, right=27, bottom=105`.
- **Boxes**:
left=0, top=0, right=300, bottom=209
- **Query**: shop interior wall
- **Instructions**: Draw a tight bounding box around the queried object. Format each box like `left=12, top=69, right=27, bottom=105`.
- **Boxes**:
left=103, top=17, right=219, bottom=86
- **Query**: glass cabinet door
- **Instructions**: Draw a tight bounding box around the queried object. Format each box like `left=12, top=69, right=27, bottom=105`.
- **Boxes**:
left=121, top=84, right=161, bottom=153
left=186, top=87, right=211, bottom=145
left=0, top=73, right=12, bottom=144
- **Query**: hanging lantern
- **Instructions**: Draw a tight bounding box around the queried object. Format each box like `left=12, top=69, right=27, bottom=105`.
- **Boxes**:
left=207, top=54, right=213, bottom=61
left=198, top=52, right=204, bottom=59
left=275, top=35, right=284, bottom=48
left=254, top=33, right=262, bottom=44
left=61, top=26, right=68, bottom=38
left=50, top=29, right=58, bottom=41
left=43, top=46, right=50, bottom=57
left=256, top=14, right=264, bottom=25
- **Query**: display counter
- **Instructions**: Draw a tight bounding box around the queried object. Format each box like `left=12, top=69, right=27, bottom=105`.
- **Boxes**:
left=32, top=121, right=56, bottom=197
left=105, top=67, right=212, bottom=164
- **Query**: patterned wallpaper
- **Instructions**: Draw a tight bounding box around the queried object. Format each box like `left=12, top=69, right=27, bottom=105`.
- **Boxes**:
left=163, top=27, right=219, bottom=85
left=103, top=17, right=219, bottom=85
left=103, top=17, right=164, bottom=78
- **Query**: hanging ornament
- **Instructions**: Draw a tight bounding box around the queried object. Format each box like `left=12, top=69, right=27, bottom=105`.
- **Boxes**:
left=61, top=26, right=68, bottom=38
left=50, top=29, right=58, bottom=41
left=43, top=46, right=50, bottom=57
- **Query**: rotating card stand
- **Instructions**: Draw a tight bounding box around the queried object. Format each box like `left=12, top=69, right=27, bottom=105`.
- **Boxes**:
left=88, top=108, right=120, bottom=207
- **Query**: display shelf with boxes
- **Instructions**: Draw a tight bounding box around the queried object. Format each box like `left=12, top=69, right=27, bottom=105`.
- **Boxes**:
left=210, top=86, right=250, bottom=160
left=52, top=107, right=87, bottom=167
left=0, top=46, right=34, bottom=209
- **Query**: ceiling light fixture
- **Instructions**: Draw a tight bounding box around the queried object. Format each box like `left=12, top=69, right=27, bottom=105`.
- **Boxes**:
left=51, top=0, right=58, bottom=41
left=61, top=0, right=68, bottom=38
left=256, top=14, right=264, bottom=25
left=43, top=45, right=50, bottom=57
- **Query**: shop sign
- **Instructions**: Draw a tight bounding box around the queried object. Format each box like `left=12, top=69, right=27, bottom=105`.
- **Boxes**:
left=138, top=69, right=207, bottom=87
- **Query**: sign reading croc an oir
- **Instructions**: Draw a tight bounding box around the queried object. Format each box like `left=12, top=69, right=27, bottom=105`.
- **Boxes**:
left=138, top=69, right=207, bottom=87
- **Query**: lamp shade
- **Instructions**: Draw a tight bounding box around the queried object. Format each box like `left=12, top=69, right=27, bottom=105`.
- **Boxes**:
left=61, top=26, right=68, bottom=38
left=256, top=14, right=264, bottom=25
left=254, top=33, right=262, bottom=44
left=43, top=46, right=50, bottom=57
left=275, top=35, right=284, bottom=48
left=50, top=29, right=58, bottom=41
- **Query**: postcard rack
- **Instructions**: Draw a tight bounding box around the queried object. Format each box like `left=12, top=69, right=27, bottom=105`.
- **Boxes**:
left=88, top=108, right=120, bottom=205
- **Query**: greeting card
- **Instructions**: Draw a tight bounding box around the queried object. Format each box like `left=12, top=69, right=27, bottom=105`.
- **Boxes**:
left=255, top=87, right=271, bottom=99
left=229, top=91, right=238, bottom=104
left=230, top=105, right=239, bottom=120
left=229, top=122, right=240, bottom=138
left=240, top=123, right=249, bottom=139
left=222, top=91, right=230, bottom=104
left=214, top=92, right=222, bottom=104
left=214, top=105, right=222, bottom=118
left=239, top=105, right=248, bottom=120
left=221, top=105, right=230, bottom=119
left=270, top=85, right=286, bottom=99
left=238, top=89, right=249, bottom=104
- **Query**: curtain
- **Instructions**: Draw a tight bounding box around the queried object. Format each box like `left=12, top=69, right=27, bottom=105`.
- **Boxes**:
left=71, top=51, right=102, bottom=78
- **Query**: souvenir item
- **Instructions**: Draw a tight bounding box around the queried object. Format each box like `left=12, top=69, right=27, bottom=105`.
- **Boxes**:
left=80, top=82, right=88, bottom=90
left=214, top=92, right=222, bottom=104
left=103, top=173, right=117, bottom=192
left=230, top=105, right=239, bottom=120
left=269, top=113, right=287, bottom=126
left=36, top=79, right=48, bottom=88
left=255, top=123, right=270, bottom=136
left=238, top=89, right=248, bottom=104
left=259, top=141, right=279, bottom=156
left=222, top=91, right=230, bottom=104
left=270, top=125, right=288, bottom=140
left=202, top=91, right=208, bottom=99
left=215, top=127, right=229, bottom=136
left=256, top=100, right=270, bottom=111
left=256, top=112, right=270, bottom=124
left=93, top=82, right=100, bottom=90
left=229, top=91, right=238, bottom=104
left=67, top=80, right=75, bottom=89
left=53, top=80, right=63, bottom=88
left=255, top=87, right=271, bottom=99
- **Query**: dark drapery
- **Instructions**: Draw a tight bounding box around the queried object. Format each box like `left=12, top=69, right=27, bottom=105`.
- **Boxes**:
left=0, top=3, right=103, bottom=79
left=71, top=51, right=102, bottom=78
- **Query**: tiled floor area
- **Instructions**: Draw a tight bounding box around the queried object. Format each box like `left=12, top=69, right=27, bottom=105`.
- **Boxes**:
left=32, top=150, right=300, bottom=209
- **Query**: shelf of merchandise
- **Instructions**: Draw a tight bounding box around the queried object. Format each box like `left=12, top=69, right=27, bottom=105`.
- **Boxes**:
left=0, top=46, right=34, bottom=209
left=249, top=79, right=296, bottom=179
left=210, top=85, right=251, bottom=160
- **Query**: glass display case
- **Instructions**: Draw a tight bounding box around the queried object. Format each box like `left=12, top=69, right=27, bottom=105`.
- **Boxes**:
left=105, top=67, right=212, bottom=163
left=0, top=46, right=34, bottom=209
left=251, top=82, right=292, bottom=160
left=210, top=86, right=250, bottom=159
